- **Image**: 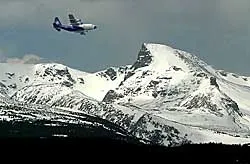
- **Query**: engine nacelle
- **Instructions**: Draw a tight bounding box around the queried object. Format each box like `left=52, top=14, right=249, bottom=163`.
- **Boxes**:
left=81, top=24, right=97, bottom=30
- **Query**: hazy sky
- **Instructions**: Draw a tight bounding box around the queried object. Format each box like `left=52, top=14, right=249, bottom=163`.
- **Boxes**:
left=0, top=0, right=250, bottom=75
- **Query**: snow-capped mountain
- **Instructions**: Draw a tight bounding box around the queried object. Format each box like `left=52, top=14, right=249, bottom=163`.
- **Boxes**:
left=1, top=43, right=250, bottom=146
left=103, top=43, right=250, bottom=133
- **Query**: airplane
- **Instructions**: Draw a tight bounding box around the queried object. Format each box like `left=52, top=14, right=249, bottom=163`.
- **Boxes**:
left=52, top=14, right=97, bottom=35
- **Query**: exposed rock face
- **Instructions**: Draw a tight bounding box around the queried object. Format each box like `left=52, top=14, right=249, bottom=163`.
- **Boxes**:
left=210, top=77, right=219, bottom=88
left=102, top=90, right=124, bottom=103
left=104, top=68, right=117, bottom=81
left=43, top=66, right=75, bottom=83
left=131, top=43, right=152, bottom=70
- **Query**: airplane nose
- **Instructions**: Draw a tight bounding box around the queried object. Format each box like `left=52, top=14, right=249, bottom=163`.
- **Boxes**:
left=94, top=25, right=97, bottom=29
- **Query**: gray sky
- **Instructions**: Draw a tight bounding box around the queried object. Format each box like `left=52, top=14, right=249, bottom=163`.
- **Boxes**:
left=0, top=0, right=250, bottom=75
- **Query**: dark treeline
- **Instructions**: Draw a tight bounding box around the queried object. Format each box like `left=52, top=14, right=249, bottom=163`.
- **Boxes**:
left=0, top=120, right=249, bottom=163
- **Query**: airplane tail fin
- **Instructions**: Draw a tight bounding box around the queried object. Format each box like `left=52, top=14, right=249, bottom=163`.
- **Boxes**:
left=53, top=17, right=62, bottom=31
left=54, top=17, right=62, bottom=26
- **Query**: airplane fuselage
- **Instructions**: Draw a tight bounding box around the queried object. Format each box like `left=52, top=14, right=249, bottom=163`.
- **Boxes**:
left=57, top=24, right=97, bottom=33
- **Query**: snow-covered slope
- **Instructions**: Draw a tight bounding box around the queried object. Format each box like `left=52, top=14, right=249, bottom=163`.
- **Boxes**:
left=1, top=43, right=250, bottom=146
left=0, top=63, right=129, bottom=101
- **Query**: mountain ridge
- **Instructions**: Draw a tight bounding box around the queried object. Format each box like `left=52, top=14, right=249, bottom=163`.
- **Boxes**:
left=1, top=42, right=250, bottom=146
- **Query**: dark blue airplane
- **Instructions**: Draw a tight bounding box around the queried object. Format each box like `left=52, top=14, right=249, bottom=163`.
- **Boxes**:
left=53, top=14, right=97, bottom=35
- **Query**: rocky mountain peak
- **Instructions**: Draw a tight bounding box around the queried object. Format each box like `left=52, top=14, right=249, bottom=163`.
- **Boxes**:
left=34, top=63, right=75, bottom=83
left=131, top=43, right=153, bottom=70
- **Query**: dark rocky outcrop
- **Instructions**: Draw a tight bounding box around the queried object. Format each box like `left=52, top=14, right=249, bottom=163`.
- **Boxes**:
left=131, top=44, right=152, bottom=70
left=102, top=90, right=124, bottom=103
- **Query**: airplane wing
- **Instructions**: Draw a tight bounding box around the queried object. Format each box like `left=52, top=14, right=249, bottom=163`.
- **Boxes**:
left=68, top=14, right=82, bottom=25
